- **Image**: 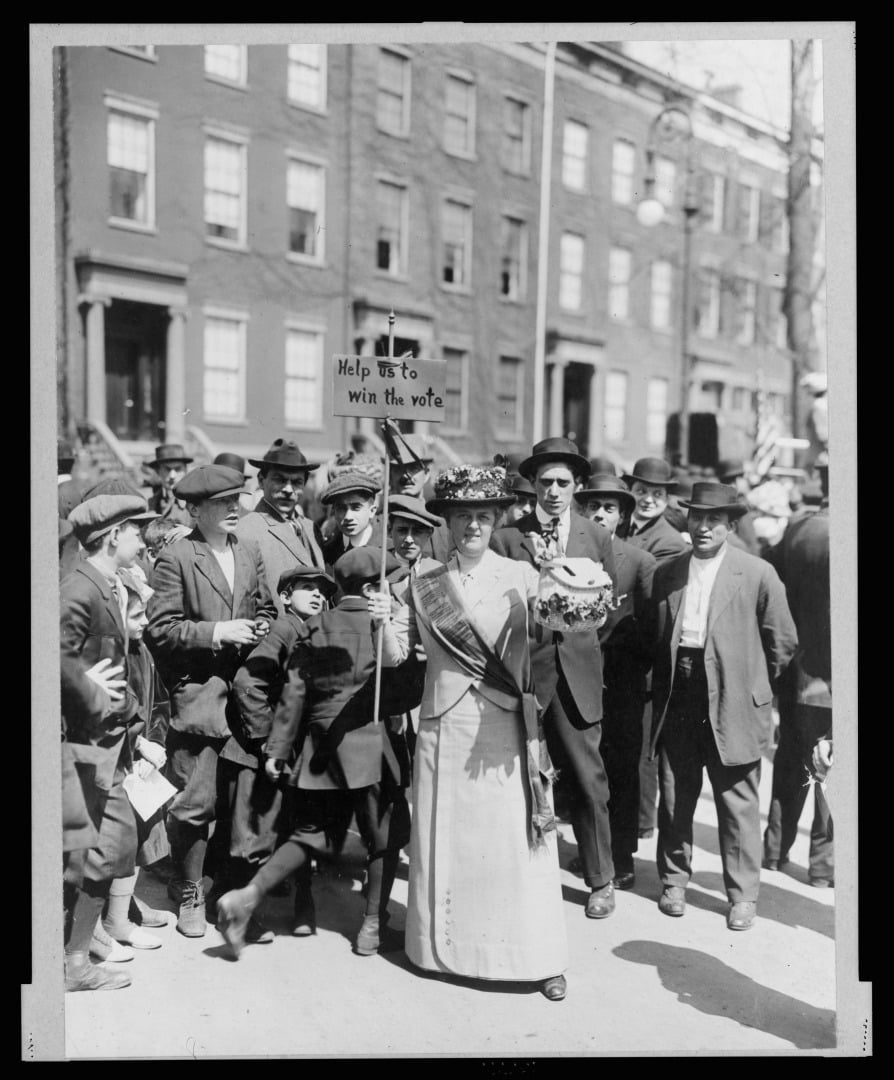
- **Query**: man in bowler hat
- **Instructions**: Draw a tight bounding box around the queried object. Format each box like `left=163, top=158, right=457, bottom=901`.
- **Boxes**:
left=645, top=482, right=797, bottom=931
left=148, top=444, right=194, bottom=526
left=492, top=438, right=620, bottom=919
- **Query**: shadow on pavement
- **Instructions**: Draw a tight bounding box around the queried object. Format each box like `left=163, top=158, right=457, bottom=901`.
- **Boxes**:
left=613, top=939, right=835, bottom=1049
left=691, top=871, right=834, bottom=939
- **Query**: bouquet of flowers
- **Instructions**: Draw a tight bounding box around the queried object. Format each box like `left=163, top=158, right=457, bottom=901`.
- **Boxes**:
left=532, top=557, right=615, bottom=633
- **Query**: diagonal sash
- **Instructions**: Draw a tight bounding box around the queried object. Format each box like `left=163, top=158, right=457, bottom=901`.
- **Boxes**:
left=412, top=565, right=556, bottom=849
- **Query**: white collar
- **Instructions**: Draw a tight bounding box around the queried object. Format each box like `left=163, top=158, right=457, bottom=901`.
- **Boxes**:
left=535, top=505, right=571, bottom=527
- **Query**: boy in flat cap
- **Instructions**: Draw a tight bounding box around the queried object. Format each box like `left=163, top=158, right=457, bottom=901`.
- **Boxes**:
left=388, top=434, right=454, bottom=562
left=60, top=493, right=156, bottom=991
left=321, top=471, right=383, bottom=567
left=216, top=548, right=413, bottom=960
left=231, top=567, right=338, bottom=935
left=146, top=465, right=277, bottom=938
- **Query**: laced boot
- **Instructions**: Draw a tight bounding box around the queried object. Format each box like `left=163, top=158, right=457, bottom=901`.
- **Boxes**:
left=176, top=880, right=207, bottom=938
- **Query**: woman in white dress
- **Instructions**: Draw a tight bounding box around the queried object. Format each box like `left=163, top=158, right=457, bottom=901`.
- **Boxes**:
left=369, top=465, right=569, bottom=1001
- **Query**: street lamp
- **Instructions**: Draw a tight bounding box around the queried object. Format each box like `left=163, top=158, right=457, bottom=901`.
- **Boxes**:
left=637, top=103, right=700, bottom=468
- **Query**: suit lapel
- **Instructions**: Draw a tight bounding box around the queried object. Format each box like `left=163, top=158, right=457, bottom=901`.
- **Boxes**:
left=515, top=513, right=543, bottom=564
left=667, top=553, right=692, bottom=642
left=80, top=562, right=126, bottom=637
left=231, top=536, right=250, bottom=615
left=705, top=547, right=742, bottom=637
left=193, top=537, right=234, bottom=610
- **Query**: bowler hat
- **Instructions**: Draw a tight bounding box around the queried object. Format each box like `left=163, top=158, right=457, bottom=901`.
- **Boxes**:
left=68, top=494, right=157, bottom=546
left=174, top=465, right=246, bottom=504
left=277, top=566, right=337, bottom=599
left=573, top=474, right=634, bottom=514
left=716, top=459, right=745, bottom=484
left=588, top=455, right=617, bottom=477
left=426, top=465, right=515, bottom=516
left=507, top=473, right=537, bottom=498
left=333, top=546, right=400, bottom=594
left=387, top=494, right=443, bottom=530
left=519, top=438, right=591, bottom=482
left=149, top=444, right=194, bottom=468
left=248, top=438, right=320, bottom=473
left=320, top=471, right=382, bottom=505
left=678, top=482, right=748, bottom=518
left=621, top=457, right=678, bottom=490
left=213, top=452, right=248, bottom=476
left=388, top=433, right=434, bottom=467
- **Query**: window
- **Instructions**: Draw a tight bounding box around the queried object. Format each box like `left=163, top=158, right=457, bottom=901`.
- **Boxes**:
left=759, top=194, right=788, bottom=254
left=604, top=371, right=628, bottom=442
left=203, top=312, right=246, bottom=421
left=608, top=247, right=632, bottom=321
left=696, top=266, right=720, bottom=338
left=287, top=44, right=327, bottom=110
left=375, top=179, right=407, bottom=275
left=441, top=347, right=469, bottom=431
left=559, top=232, right=585, bottom=311
left=562, top=121, right=588, bottom=191
left=496, top=356, right=524, bottom=437
left=735, top=279, right=757, bottom=345
left=655, top=156, right=677, bottom=210
left=204, top=45, right=247, bottom=86
left=377, top=48, right=411, bottom=136
left=646, top=377, right=669, bottom=448
left=737, top=181, right=760, bottom=242
left=705, top=172, right=726, bottom=232
left=444, top=72, right=475, bottom=156
left=285, top=327, right=324, bottom=428
left=731, top=386, right=750, bottom=412
left=287, top=157, right=325, bottom=262
left=441, top=199, right=472, bottom=288
left=772, top=285, right=788, bottom=349
left=611, top=139, right=636, bottom=204
left=107, top=102, right=156, bottom=228
left=650, top=260, right=673, bottom=330
left=204, top=132, right=247, bottom=246
left=502, top=96, right=531, bottom=174
left=500, top=216, right=527, bottom=301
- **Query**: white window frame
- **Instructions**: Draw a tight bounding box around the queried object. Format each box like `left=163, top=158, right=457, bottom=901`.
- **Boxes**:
left=203, top=125, right=249, bottom=251
left=105, top=93, right=158, bottom=233
left=285, top=151, right=327, bottom=266
left=646, top=377, right=669, bottom=448
left=502, top=94, right=532, bottom=176
left=443, top=69, right=476, bottom=158
left=697, top=265, right=721, bottom=339
left=495, top=355, right=525, bottom=439
left=204, top=45, right=248, bottom=89
left=604, top=370, right=629, bottom=443
left=286, top=44, right=328, bottom=113
left=709, top=172, right=726, bottom=233
left=562, top=120, right=589, bottom=192
left=739, top=180, right=760, bottom=243
left=440, top=345, right=470, bottom=434
left=736, top=277, right=758, bottom=346
left=108, top=46, right=158, bottom=62
left=374, top=175, right=409, bottom=279
left=202, top=305, right=249, bottom=424
left=608, top=246, right=632, bottom=322
left=650, top=259, right=673, bottom=331
left=654, top=155, right=677, bottom=211
left=440, top=196, right=473, bottom=292
left=611, top=138, right=636, bottom=205
left=284, top=319, right=326, bottom=431
left=499, top=214, right=528, bottom=303
left=774, top=286, right=788, bottom=350
left=376, top=47, right=412, bottom=138
left=559, top=231, right=585, bottom=312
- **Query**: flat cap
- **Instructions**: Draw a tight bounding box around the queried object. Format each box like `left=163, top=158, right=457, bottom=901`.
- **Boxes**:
left=320, top=471, right=382, bottom=505
left=333, top=546, right=400, bottom=593
left=68, top=494, right=156, bottom=546
left=174, top=464, right=246, bottom=504
left=277, top=566, right=337, bottom=599
left=387, top=494, right=443, bottom=530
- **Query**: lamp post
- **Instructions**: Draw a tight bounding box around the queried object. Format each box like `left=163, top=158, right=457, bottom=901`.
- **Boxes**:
left=637, top=103, right=700, bottom=468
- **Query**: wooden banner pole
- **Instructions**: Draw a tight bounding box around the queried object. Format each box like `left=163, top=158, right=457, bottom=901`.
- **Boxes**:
left=372, top=310, right=396, bottom=728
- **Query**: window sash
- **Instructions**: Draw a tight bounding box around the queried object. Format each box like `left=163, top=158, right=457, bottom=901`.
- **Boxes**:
left=287, top=44, right=326, bottom=109
left=284, top=329, right=323, bottom=427
left=736, top=280, right=758, bottom=345
left=442, top=347, right=467, bottom=430
left=376, top=181, right=406, bottom=274
left=612, top=139, right=636, bottom=204
left=562, top=121, right=588, bottom=190
left=646, top=377, right=669, bottom=447
left=655, top=156, right=676, bottom=209
left=651, top=260, right=673, bottom=329
left=442, top=200, right=471, bottom=286
left=559, top=233, right=584, bottom=310
left=204, top=45, right=245, bottom=84
left=377, top=50, right=409, bottom=133
left=609, top=248, right=632, bottom=321
left=287, top=160, right=323, bottom=213
left=500, top=217, right=525, bottom=299
left=496, top=357, right=522, bottom=435
left=203, top=317, right=245, bottom=419
left=604, top=372, right=628, bottom=442
left=502, top=98, right=529, bottom=173
left=445, top=75, right=474, bottom=153
left=697, top=268, right=721, bottom=337
left=711, top=174, right=726, bottom=232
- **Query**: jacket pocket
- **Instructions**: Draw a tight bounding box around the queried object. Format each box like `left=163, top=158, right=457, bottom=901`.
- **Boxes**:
left=751, top=689, right=773, bottom=708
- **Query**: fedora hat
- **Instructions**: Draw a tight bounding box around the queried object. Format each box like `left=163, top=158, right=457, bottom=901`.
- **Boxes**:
left=149, top=443, right=194, bottom=468
left=506, top=472, right=537, bottom=498
left=588, top=455, right=617, bottom=477
left=573, top=473, right=634, bottom=514
left=678, top=482, right=748, bottom=518
left=213, top=452, right=248, bottom=476
left=248, top=438, right=320, bottom=473
left=427, top=465, right=515, bottom=516
left=518, top=438, right=590, bottom=482
left=621, top=456, right=678, bottom=490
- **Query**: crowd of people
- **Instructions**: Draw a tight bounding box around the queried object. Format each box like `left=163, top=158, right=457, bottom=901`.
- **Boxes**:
left=57, top=428, right=833, bottom=1002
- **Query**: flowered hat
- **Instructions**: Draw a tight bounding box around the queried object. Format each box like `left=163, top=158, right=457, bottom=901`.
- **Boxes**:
left=426, top=465, right=515, bottom=516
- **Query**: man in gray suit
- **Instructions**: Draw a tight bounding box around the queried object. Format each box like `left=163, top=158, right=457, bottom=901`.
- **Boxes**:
left=647, top=483, right=797, bottom=931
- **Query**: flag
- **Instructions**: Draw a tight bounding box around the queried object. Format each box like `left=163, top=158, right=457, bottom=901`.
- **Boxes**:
left=381, top=417, right=424, bottom=469
left=750, top=373, right=780, bottom=479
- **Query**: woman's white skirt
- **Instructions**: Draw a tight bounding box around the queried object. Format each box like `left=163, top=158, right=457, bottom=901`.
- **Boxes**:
left=406, top=687, right=568, bottom=981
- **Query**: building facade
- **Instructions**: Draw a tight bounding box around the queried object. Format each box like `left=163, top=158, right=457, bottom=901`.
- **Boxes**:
left=55, top=40, right=806, bottom=471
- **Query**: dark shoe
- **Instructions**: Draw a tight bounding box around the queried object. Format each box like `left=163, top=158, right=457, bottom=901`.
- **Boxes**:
left=176, top=880, right=207, bottom=938
left=129, top=896, right=170, bottom=928
left=65, top=952, right=132, bottom=992
left=585, top=883, right=615, bottom=919
left=567, top=855, right=584, bottom=877
left=541, top=974, right=567, bottom=1001
left=809, top=878, right=834, bottom=889
left=612, top=871, right=636, bottom=891
left=216, top=886, right=259, bottom=959
left=245, top=916, right=274, bottom=945
left=658, top=886, right=686, bottom=917
left=638, top=828, right=654, bottom=840
left=292, top=884, right=316, bottom=937
left=354, top=915, right=382, bottom=956
left=727, top=900, right=757, bottom=931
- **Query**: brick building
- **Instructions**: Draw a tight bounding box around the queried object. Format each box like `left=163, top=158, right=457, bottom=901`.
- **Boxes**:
left=54, top=40, right=809, bottom=473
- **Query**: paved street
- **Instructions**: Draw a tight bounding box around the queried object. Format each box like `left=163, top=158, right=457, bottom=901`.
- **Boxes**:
left=65, top=752, right=836, bottom=1058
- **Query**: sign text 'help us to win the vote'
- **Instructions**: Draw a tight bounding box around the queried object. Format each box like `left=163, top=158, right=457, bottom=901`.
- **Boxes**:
left=331, top=355, right=447, bottom=423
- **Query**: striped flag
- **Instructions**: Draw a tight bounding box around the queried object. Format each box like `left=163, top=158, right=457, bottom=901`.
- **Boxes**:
left=750, top=373, right=781, bottom=479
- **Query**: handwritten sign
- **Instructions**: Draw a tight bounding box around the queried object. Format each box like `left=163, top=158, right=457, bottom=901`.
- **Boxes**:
left=332, top=355, right=447, bottom=422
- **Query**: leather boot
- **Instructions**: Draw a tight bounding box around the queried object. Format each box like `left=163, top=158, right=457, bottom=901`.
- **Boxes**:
left=292, top=881, right=316, bottom=937
left=176, top=880, right=207, bottom=938
left=65, top=951, right=131, bottom=992
left=91, top=920, right=135, bottom=963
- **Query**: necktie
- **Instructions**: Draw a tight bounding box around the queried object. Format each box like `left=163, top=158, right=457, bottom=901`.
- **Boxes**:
left=543, top=516, right=562, bottom=556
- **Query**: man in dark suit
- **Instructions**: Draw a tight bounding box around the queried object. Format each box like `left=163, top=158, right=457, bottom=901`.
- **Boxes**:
left=146, top=465, right=277, bottom=938
left=60, top=493, right=157, bottom=992
left=388, top=433, right=454, bottom=562
left=646, top=483, right=797, bottom=930
left=491, top=438, right=619, bottom=918
left=574, top=474, right=657, bottom=890
left=147, top=443, right=194, bottom=527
